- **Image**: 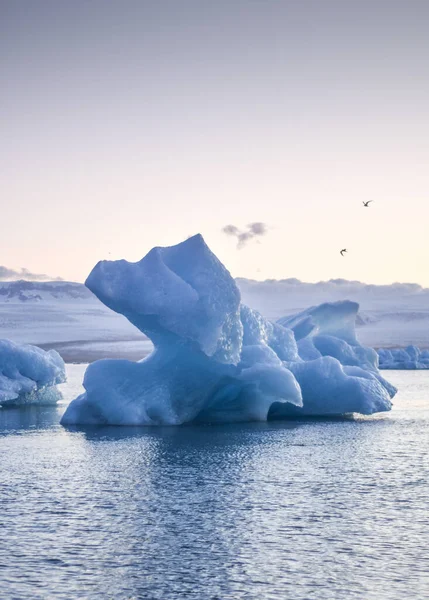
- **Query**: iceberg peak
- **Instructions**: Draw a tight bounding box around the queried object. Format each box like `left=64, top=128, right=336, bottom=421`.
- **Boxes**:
left=85, top=234, right=242, bottom=364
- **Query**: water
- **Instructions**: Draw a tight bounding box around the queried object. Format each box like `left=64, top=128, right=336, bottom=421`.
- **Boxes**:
left=1, top=367, right=429, bottom=600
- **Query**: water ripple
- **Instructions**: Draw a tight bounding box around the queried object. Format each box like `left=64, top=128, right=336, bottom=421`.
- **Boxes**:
left=0, top=368, right=429, bottom=599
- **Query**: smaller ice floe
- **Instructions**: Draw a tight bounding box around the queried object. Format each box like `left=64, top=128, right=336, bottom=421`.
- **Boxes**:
left=0, top=339, right=66, bottom=406
left=276, top=300, right=397, bottom=416
left=378, top=346, right=429, bottom=370
left=278, top=301, right=379, bottom=370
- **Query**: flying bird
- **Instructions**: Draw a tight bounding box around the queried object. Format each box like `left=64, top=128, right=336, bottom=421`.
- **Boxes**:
left=363, top=200, right=373, bottom=207
left=340, top=249, right=347, bottom=256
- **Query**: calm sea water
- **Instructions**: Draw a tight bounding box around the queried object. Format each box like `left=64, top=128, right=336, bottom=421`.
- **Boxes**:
left=1, top=366, right=428, bottom=600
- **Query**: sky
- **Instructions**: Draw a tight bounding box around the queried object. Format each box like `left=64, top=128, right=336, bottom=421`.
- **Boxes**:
left=1, top=0, right=429, bottom=284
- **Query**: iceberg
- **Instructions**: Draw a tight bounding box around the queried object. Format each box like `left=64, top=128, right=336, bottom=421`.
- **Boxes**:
left=0, top=339, right=66, bottom=406
left=61, top=235, right=396, bottom=426
left=276, top=300, right=396, bottom=415
left=378, top=346, right=429, bottom=370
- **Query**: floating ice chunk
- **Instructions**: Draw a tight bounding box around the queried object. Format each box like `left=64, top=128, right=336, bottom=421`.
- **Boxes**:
left=378, top=345, right=429, bottom=369
left=0, top=339, right=65, bottom=406
left=276, top=356, right=393, bottom=417
left=279, top=300, right=360, bottom=345
left=61, top=236, right=396, bottom=426
left=279, top=301, right=379, bottom=371
left=277, top=299, right=396, bottom=415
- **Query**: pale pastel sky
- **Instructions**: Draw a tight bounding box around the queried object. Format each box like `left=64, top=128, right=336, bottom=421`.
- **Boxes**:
left=1, top=0, right=428, bottom=284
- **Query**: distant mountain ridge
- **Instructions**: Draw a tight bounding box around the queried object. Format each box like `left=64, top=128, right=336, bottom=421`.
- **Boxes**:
left=0, top=280, right=92, bottom=302
left=236, top=277, right=429, bottom=315
left=2, top=277, right=428, bottom=306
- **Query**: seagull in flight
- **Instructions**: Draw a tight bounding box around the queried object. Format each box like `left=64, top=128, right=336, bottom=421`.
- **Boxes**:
left=363, top=200, right=373, bottom=207
left=340, top=248, right=347, bottom=256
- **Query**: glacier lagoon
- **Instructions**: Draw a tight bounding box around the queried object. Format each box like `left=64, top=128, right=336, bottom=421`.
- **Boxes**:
left=1, top=237, right=427, bottom=599
left=1, top=365, right=428, bottom=600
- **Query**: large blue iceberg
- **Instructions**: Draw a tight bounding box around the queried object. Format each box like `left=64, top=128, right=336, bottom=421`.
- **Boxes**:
left=0, top=339, right=66, bottom=406
left=61, top=235, right=396, bottom=426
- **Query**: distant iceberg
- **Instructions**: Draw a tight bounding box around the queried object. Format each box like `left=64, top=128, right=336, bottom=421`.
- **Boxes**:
left=378, top=346, right=429, bottom=370
left=61, top=235, right=396, bottom=426
left=0, top=339, right=66, bottom=406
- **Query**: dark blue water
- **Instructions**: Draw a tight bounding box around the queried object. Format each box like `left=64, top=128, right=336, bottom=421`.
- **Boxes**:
left=1, top=367, right=429, bottom=599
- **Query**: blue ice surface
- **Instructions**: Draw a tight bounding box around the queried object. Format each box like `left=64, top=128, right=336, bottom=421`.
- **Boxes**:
left=0, top=339, right=66, bottom=406
left=378, top=345, right=429, bottom=370
left=61, top=235, right=396, bottom=426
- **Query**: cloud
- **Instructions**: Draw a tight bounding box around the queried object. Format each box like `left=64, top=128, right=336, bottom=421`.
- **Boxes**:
left=0, top=266, right=63, bottom=282
left=222, top=222, right=269, bottom=248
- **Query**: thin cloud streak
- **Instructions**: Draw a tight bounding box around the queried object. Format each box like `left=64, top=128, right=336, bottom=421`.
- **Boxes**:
left=0, top=266, right=63, bottom=282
